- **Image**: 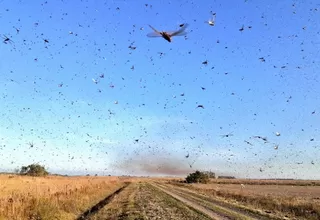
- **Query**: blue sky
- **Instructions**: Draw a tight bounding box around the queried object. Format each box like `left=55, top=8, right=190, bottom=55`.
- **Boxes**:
left=0, top=0, right=319, bottom=179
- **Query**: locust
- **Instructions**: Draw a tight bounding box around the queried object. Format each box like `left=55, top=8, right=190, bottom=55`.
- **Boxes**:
left=147, top=24, right=189, bottom=42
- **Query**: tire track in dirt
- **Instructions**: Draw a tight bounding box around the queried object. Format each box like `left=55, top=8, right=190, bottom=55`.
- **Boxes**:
left=153, top=183, right=273, bottom=220
left=76, top=183, right=129, bottom=220
left=152, top=184, right=230, bottom=220
left=162, top=183, right=284, bottom=219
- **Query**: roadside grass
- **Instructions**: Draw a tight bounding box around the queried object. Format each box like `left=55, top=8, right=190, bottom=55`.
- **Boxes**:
left=0, top=175, right=125, bottom=220
left=169, top=181, right=320, bottom=220
left=88, top=182, right=144, bottom=220
left=100, top=182, right=138, bottom=218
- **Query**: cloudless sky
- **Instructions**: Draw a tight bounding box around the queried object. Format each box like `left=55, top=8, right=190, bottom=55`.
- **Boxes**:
left=0, top=0, right=319, bottom=179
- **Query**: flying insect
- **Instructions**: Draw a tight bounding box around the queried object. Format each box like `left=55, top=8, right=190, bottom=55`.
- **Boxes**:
left=147, top=24, right=189, bottom=42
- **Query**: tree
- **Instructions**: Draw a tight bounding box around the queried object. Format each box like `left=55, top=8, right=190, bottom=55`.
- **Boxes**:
left=19, top=163, right=49, bottom=176
left=186, top=170, right=210, bottom=184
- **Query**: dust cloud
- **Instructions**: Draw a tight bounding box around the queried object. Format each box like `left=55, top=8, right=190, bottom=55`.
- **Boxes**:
left=115, top=153, right=193, bottom=176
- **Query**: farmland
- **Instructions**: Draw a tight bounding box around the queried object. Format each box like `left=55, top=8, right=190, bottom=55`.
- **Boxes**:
left=1, top=0, right=319, bottom=219
left=0, top=174, right=127, bottom=220
left=0, top=174, right=319, bottom=220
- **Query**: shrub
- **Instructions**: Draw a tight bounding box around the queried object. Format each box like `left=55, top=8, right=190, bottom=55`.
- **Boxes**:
left=19, top=163, right=49, bottom=177
left=186, top=170, right=210, bottom=184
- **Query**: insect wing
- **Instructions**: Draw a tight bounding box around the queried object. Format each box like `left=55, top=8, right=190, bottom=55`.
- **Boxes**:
left=147, top=32, right=162, bottom=37
left=169, top=30, right=187, bottom=37
left=148, top=25, right=159, bottom=32
left=171, top=23, right=189, bottom=37
left=147, top=25, right=163, bottom=37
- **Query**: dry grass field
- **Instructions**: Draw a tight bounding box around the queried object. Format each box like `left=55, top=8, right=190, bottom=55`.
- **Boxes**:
left=1, top=175, right=319, bottom=219
left=168, top=179, right=320, bottom=219
left=208, top=178, right=320, bottom=186
left=0, top=174, right=128, bottom=220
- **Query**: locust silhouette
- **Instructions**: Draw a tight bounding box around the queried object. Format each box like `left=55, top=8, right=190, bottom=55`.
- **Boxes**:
left=147, top=24, right=189, bottom=42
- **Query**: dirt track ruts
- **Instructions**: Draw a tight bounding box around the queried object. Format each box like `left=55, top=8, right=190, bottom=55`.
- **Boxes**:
left=153, top=182, right=278, bottom=220
left=77, top=184, right=129, bottom=220
left=152, top=184, right=230, bottom=220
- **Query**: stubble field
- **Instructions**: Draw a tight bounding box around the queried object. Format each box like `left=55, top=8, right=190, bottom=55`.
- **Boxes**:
left=0, top=174, right=319, bottom=220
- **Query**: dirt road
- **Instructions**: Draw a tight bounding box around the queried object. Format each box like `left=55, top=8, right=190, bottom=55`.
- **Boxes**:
left=87, top=182, right=211, bottom=219
left=153, top=183, right=279, bottom=220
left=83, top=181, right=286, bottom=220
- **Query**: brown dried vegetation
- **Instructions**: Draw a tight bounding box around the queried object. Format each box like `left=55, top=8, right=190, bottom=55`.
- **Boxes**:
left=169, top=179, right=320, bottom=219
left=0, top=175, right=126, bottom=220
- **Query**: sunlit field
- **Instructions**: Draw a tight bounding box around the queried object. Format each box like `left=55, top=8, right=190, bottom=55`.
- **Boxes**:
left=1, top=174, right=320, bottom=219
left=168, top=178, right=320, bottom=219
left=0, top=174, right=126, bottom=220
left=1, top=0, right=319, bottom=219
